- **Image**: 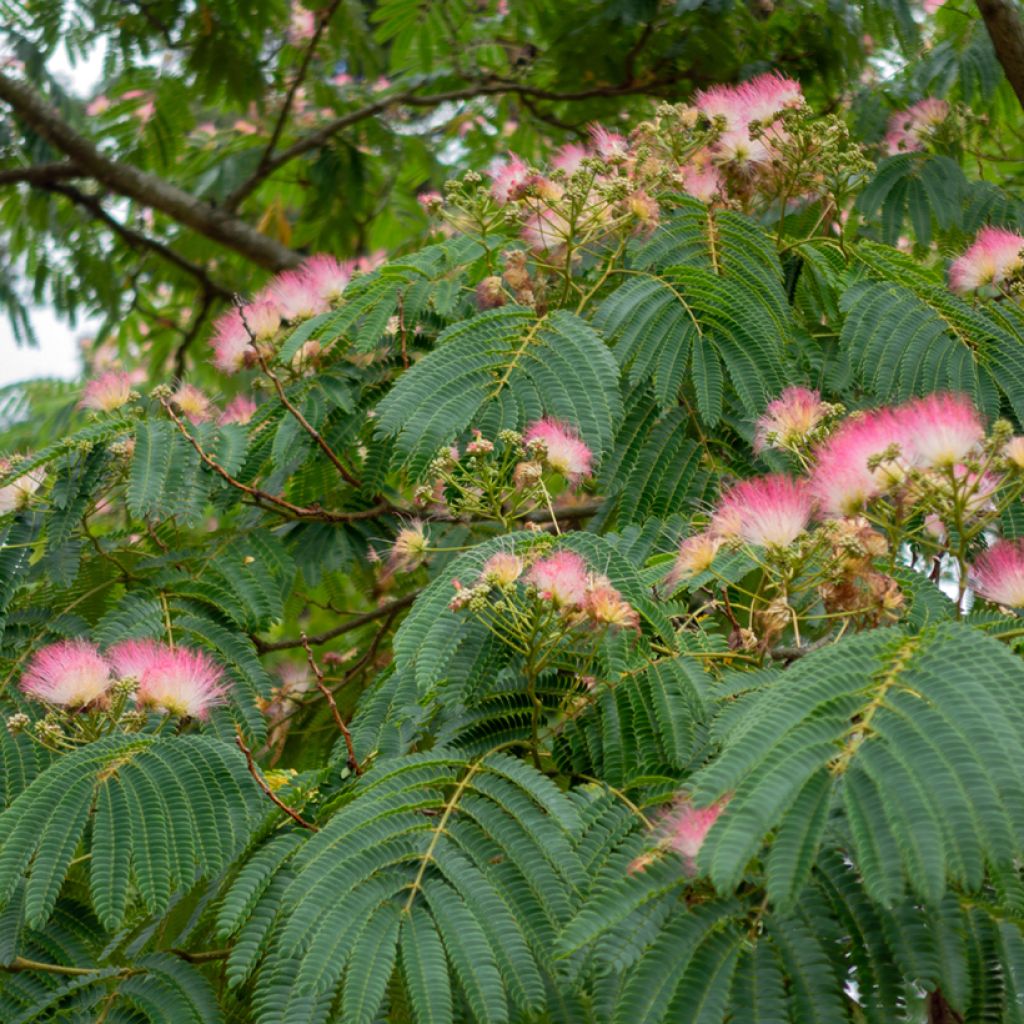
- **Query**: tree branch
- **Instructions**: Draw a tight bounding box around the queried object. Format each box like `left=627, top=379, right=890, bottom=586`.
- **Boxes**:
left=224, top=73, right=689, bottom=209
left=301, top=632, right=362, bottom=774
left=44, top=182, right=233, bottom=301
left=976, top=0, right=1024, bottom=109
left=254, top=591, right=418, bottom=653
left=235, top=728, right=319, bottom=831
left=0, top=160, right=83, bottom=186
left=0, top=70, right=302, bottom=270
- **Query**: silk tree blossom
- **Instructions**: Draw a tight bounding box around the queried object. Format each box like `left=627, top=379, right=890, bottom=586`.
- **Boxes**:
left=136, top=646, right=228, bottom=719
left=712, top=474, right=814, bottom=547
left=302, top=254, right=353, bottom=303
left=523, top=418, right=593, bottom=483
left=884, top=98, right=950, bottom=155
left=388, top=522, right=429, bottom=575
left=970, top=539, right=1024, bottom=608
left=666, top=532, right=722, bottom=591
left=489, top=154, right=533, bottom=205
left=1004, top=436, right=1024, bottom=469
left=894, top=392, right=984, bottom=467
left=754, top=387, right=830, bottom=453
left=0, top=458, right=44, bottom=513
left=949, top=465, right=1001, bottom=516
left=678, top=163, right=723, bottom=202
left=219, top=395, right=258, bottom=426
left=583, top=576, right=639, bottom=629
left=949, top=226, right=1024, bottom=293
left=658, top=795, right=730, bottom=873
left=588, top=124, right=629, bottom=162
left=552, top=142, right=589, bottom=175
left=22, top=640, right=113, bottom=707
left=210, top=308, right=252, bottom=373
left=480, top=552, right=524, bottom=587
left=521, top=207, right=573, bottom=254
left=79, top=370, right=134, bottom=412
left=107, top=638, right=164, bottom=681
left=268, top=269, right=329, bottom=321
left=173, top=383, right=212, bottom=424
left=810, top=409, right=907, bottom=517
left=528, top=550, right=588, bottom=608
left=244, top=298, right=282, bottom=341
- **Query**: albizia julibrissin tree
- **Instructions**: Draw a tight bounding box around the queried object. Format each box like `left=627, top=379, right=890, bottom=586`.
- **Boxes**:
left=9, top=66, right=1024, bottom=1024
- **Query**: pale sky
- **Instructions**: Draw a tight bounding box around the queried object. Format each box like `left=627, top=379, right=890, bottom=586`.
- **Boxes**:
left=0, top=41, right=104, bottom=387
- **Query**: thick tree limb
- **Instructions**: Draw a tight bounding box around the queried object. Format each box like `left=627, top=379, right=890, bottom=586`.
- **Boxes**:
left=976, top=0, right=1024, bottom=109
left=0, top=70, right=301, bottom=270
left=45, top=182, right=233, bottom=300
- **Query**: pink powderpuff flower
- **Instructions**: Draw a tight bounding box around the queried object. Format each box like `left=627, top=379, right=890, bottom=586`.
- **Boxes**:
left=210, top=308, right=252, bottom=373
left=288, top=2, right=316, bottom=43
left=219, top=395, right=258, bottom=426
left=243, top=299, right=282, bottom=342
left=79, top=370, right=133, bottom=412
left=174, top=383, right=212, bottom=424
left=1005, top=436, right=1024, bottom=469
left=107, top=637, right=164, bottom=681
left=480, top=552, right=524, bottom=587
left=894, top=392, right=984, bottom=467
left=712, top=474, right=814, bottom=547
left=583, top=576, right=639, bottom=630
left=810, top=409, right=906, bottom=517
left=387, top=522, right=429, bottom=576
left=754, top=386, right=830, bottom=453
left=528, top=550, right=589, bottom=608
left=417, top=191, right=443, bottom=212
left=552, top=143, right=590, bottom=175
left=678, top=162, right=724, bottom=203
left=741, top=72, right=803, bottom=122
left=657, top=795, right=730, bottom=874
left=884, top=97, right=949, bottom=155
left=696, top=83, right=749, bottom=131
left=489, top=154, right=532, bottom=205
left=21, top=639, right=113, bottom=707
left=970, top=539, right=1024, bottom=608
left=949, top=226, right=1024, bottom=293
left=0, top=459, right=44, bottom=513
left=137, top=646, right=228, bottom=719
left=665, top=532, right=722, bottom=591
left=301, top=254, right=353, bottom=304
left=86, top=94, right=110, bottom=116
left=924, top=0, right=946, bottom=11
left=523, top=419, right=593, bottom=483
left=588, top=124, right=628, bottom=162
left=268, top=269, right=329, bottom=321
left=951, top=465, right=1001, bottom=516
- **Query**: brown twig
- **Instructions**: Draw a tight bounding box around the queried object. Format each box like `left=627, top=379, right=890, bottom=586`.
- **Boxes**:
left=238, top=304, right=363, bottom=488
left=227, top=0, right=344, bottom=211
left=254, top=591, right=418, bottom=652
left=160, top=397, right=382, bottom=522
left=235, top=727, right=318, bottom=830
left=301, top=632, right=362, bottom=774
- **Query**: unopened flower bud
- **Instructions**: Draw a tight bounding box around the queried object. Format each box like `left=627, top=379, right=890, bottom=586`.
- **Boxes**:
left=6, top=712, right=29, bottom=735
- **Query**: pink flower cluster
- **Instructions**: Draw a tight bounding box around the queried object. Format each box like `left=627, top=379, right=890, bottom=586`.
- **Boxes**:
left=694, top=72, right=803, bottom=169
left=523, top=418, right=593, bottom=483
left=210, top=252, right=384, bottom=373
left=669, top=391, right=998, bottom=586
left=79, top=370, right=134, bottom=413
left=970, top=539, right=1024, bottom=608
left=0, top=458, right=44, bottom=513
left=949, top=226, right=1024, bottom=294
left=451, top=548, right=639, bottom=630
left=631, top=795, right=730, bottom=876
left=21, top=638, right=228, bottom=718
left=884, top=98, right=950, bottom=155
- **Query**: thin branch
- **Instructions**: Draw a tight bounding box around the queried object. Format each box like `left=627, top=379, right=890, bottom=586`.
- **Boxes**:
left=0, top=69, right=301, bottom=270
left=224, top=73, right=690, bottom=208
left=160, top=397, right=386, bottom=523
left=229, top=0, right=345, bottom=211
left=173, top=289, right=216, bottom=377
left=0, top=160, right=82, bottom=186
left=254, top=591, right=418, bottom=653
left=301, top=632, right=361, bottom=774
left=44, top=182, right=233, bottom=300
left=235, top=728, right=319, bottom=830
left=242, top=311, right=362, bottom=487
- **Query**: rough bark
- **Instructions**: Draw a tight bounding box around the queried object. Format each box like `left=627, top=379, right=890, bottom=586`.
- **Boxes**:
left=0, top=71, right=302, bottom=270
left=976, top=0, right=1024, bottom=109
